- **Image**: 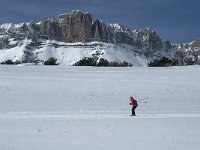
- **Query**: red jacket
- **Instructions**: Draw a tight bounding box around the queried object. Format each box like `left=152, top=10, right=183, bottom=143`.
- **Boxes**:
left=130, top=99, right=138, bottom=107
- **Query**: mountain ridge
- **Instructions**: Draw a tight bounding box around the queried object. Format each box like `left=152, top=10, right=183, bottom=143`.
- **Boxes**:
left=0, top=10, right=200, bottom=66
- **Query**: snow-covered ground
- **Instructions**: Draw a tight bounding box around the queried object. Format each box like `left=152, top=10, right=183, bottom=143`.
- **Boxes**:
left=0, top=65, right=200, bottom=150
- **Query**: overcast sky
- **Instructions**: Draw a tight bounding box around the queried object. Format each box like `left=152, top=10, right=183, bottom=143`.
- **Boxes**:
left=0, top=0, right=199, bottom=43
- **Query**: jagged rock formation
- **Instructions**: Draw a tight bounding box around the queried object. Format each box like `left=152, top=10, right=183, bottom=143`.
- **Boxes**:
left=40, top=18, right=61, bottom=41
left=92, top=19, right=112, bottom=42
left=58, top=11, right=93, bottom=42
left=0, top=10, right=200, bottom=65
left=0, top=10, right=166, bottom=46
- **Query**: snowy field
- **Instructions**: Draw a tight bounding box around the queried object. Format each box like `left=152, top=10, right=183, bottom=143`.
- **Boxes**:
left=0, top=65, right=200, bottom=150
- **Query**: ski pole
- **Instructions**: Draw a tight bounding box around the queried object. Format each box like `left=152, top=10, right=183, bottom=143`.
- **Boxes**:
left=138, top=101, right=148, bottom=103
left=138, top=97, right=149, bottom=102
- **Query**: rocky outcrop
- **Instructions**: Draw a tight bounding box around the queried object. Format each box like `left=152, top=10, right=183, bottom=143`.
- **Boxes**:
left=0, top=37, right=9, bottom=49
left=191, top=38, right=200, bottom=48
left=174, top=38, right=200, bottom=65
left=92, top=19, right=112, bottom=42
left=110, top=24, right=133, bottom=45
left=58, top=11, right=93, bottom=42
left=129, top=28, right=162, bottom=51
left=40, top=18, right=61, bottom=41
left=26, top=21, right=40, bottom=41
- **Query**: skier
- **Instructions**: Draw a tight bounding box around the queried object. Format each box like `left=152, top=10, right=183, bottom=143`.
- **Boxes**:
left=129, top=96, right=138, bottom=116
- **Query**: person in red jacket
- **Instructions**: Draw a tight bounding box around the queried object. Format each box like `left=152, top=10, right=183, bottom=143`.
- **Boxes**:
left=129, top=96, right=138, bottom=116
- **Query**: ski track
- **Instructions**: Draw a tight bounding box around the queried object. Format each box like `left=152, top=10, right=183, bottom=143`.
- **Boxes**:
left=1, top=112, right=200, bottom=119
left=1, top=66, right=200, bottom=150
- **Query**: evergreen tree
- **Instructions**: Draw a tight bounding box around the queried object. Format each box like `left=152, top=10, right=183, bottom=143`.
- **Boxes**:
left=44, top=57, right=58, bottom=65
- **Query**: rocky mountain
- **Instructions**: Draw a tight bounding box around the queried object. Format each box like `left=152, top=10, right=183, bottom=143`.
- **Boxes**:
left=0, top=10, right=199, bottom=66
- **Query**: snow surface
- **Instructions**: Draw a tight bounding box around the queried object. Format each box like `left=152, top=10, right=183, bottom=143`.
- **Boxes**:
left=0, top=65, right=200, bottom=150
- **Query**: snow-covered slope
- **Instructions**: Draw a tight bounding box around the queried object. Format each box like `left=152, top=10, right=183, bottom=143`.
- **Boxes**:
left=0, top=39, right=148, bottom=66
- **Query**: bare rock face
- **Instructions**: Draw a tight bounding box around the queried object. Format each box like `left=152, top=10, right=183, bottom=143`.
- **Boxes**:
left=15, top=23, right=29, bottom=40
left=109, top=24, right=134, bottom=45
left=132, top=28, right=162, bottom=50
left=58, top=11, right=93, bottom=42
left=0, top=37, right=9, bottom=49
left=191, top=38, right=200, bottom=48
left=92, top=19, right=112, bottom=42
left=40, top=18, right=61, bottom=41
left=115, top=31, right=133, bottom=45
left=26, top=21, right=39, bottom=41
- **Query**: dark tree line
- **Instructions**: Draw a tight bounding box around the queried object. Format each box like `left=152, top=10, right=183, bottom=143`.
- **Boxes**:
left=74, top=57, right=133, bottom=67
left=148, top=56, right=196, bottom=67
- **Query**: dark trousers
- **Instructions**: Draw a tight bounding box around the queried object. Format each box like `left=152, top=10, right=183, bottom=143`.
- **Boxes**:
left=132, top=106, right=137, bottom=116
